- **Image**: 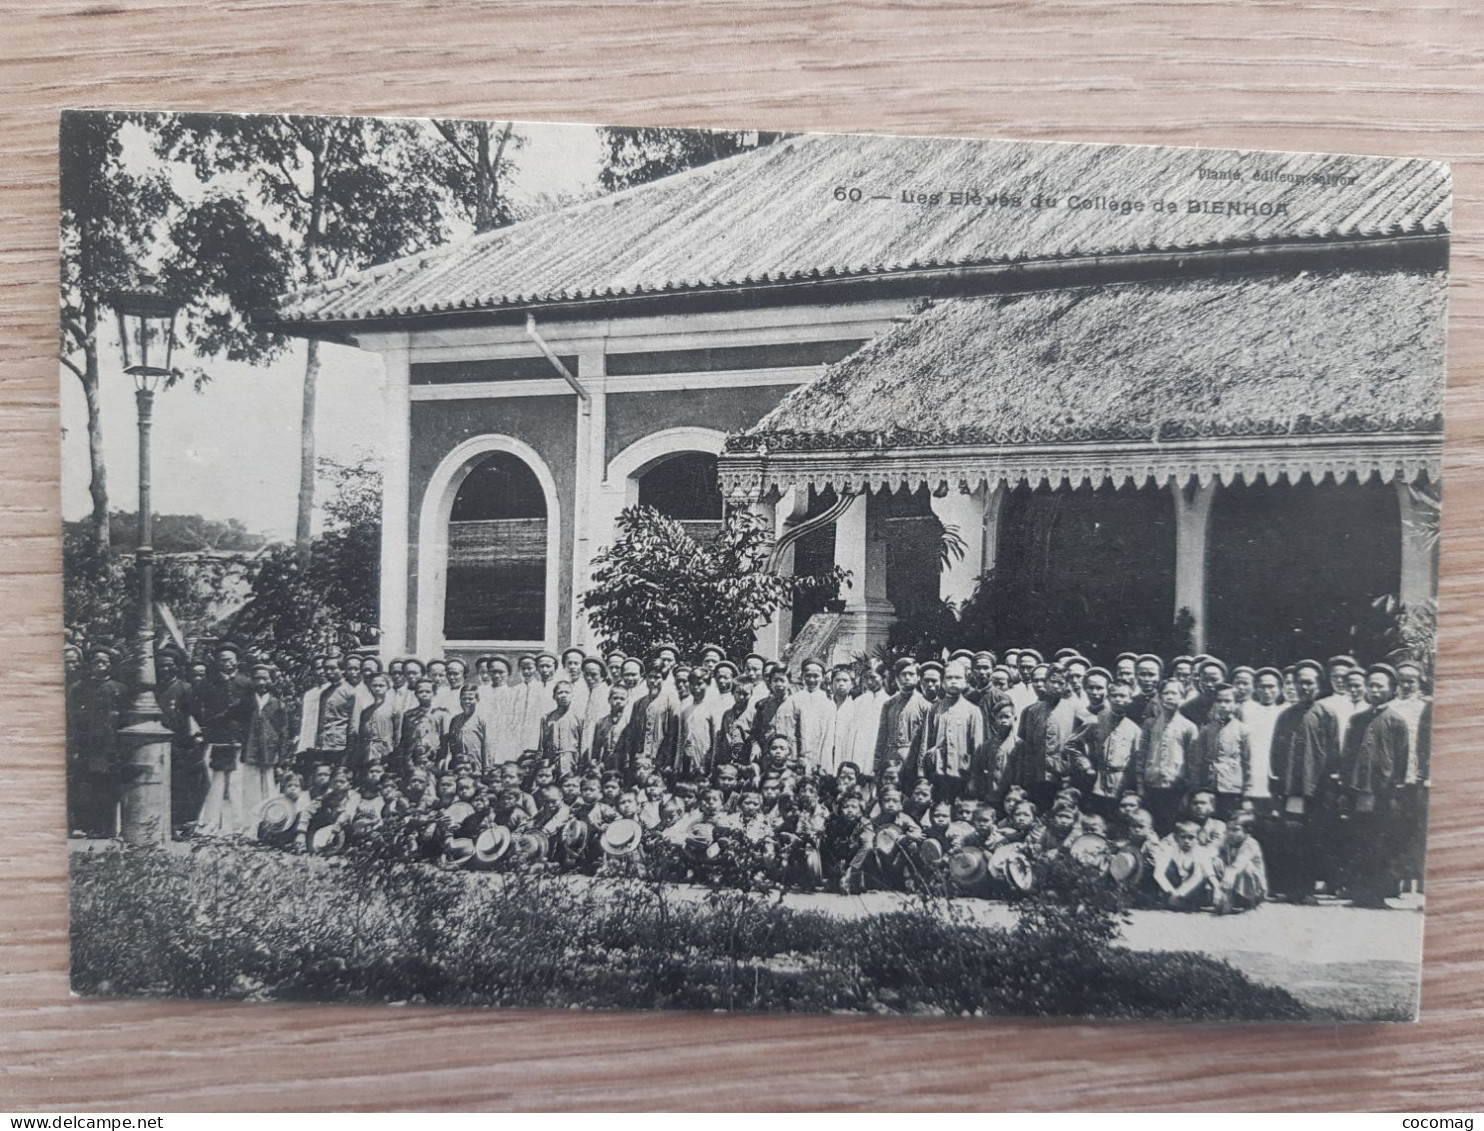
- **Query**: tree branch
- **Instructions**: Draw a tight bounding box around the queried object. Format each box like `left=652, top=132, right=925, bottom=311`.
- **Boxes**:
left=61, top=312, right=90, bottom=349
left=60, top=354, right=86, bottom=382
left=491, top=121, right=514, bottom=170
left=432, top=119, right=479, bottom=171
left=271, top=155, right=312, bottom=205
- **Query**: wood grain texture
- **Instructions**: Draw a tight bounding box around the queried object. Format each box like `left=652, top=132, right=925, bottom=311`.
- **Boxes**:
left=3, top=0, right=1482, bottom=1112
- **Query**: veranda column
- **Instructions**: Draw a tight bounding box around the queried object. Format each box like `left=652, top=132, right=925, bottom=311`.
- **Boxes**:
left=377, top=337, right=412, bottom=658
left=1171, top=477, right=1217, bottom=655
left=930, top=482, right=1005, bottom=606
left=833, top=489, right=895, bottom=660
left=1395, top=476, right=1440, bottom=607
left=750, top=495, right=783, bottom=659
left=755, top=487, right=809, bottom=658
left=571, top=349, right=607, bottom=648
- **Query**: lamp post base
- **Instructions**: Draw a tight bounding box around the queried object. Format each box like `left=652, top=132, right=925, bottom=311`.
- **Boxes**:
left=116, top=717, right=173, bottom=847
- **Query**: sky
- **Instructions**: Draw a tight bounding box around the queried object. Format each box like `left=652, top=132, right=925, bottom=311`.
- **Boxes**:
left=60, top=117, right=605, bottom=541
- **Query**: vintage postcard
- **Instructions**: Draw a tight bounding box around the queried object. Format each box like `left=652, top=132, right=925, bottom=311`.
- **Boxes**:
left=61, top=111, right=1447, bottom=1021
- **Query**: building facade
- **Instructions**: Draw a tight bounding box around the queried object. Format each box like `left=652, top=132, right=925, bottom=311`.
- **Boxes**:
left=269, top=130, right=1448, bottom=665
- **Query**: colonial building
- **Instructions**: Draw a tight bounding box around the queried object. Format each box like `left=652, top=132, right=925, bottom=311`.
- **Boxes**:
left=268, top=130, right=1448, bottom=665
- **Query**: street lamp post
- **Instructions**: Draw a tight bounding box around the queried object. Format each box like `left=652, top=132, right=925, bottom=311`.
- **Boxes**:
left=107, top=276, right=181, bottom=846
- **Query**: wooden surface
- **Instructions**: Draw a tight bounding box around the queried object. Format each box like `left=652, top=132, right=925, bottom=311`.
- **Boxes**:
left=3, top=0, right=1482, bottom=1112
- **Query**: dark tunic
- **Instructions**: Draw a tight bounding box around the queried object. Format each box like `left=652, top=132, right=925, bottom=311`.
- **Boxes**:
left=1269, top=699, right=1342, bottom=801
left=71, top=676, right=127, bottom=774
left=242, top=694, right=291, bottom=767
left=191, top=671, right=254, bottom=747
left=1339, top=703, right=1410, bottom=798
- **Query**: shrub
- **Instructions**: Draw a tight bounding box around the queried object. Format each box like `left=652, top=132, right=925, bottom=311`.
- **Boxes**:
left=69, top=844, right=1308, bottom=1021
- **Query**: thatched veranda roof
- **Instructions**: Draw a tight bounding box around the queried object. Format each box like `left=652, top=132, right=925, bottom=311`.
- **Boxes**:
left=719, top=269, right=1446, bottom=497
left=270, top=133, right=1449, bottom=329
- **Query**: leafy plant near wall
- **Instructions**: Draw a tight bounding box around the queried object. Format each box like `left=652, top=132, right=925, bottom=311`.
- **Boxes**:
left=582, top=505, right=844, bottom=659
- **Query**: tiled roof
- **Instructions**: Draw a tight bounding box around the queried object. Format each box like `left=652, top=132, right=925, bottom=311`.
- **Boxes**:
left=271, top=132, right=1450, bottom=325
left=728, top=269, right=1447, bottom=453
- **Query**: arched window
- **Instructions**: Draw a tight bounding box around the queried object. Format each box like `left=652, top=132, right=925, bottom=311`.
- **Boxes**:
left=444, top=452, right=548, bottom=642
left=638, top=451, right=724, bottom=542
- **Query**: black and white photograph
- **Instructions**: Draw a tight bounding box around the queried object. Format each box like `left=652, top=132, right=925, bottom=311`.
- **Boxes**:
left=61, top=111, right=1448, bottom=1023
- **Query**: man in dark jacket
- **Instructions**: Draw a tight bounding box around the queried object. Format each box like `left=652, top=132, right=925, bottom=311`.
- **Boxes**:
left=68, top=647, right=126, bottom=837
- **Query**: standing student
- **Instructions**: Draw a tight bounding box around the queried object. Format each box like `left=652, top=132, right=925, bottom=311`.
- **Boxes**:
left=1196, top=684, right=1252, bottom=817
left=845, top=661, right=889, bottom=773
left=540, top=681, right=583, bottom=778
left=677, top=669, right=720, bottom=781
left=240, top=663, right=290, bottom=823
left=1074, top=676, right=1142, bottom=817
left=1128, top=654, right=1164, bottom=724
left=396, top=677, right=450, bottom=774
left=479, top=657, right=521, bottom=765
left=68, top=647, right=127, bottom=838
left=1133, top=678, right=1200, bottom=833
left=577, top=657, right=612, bottom=761
left=1337, top=664, right=1411, bottom=907
left=922, top=660, right=985, bottom=802
left=310, top=653, right=359, bottom=772
left=1009, top=664, right=1081, bottom=810
left=193, top=643, right=256, bottom=836
left=1269, top=659, right=1343, bottom=903
left=875, top=658, right=927, bottom=779
left=589, top=685, right=633, bottom=780
left=633, top=662, right=681, bottom=775
left=155, top=647, right=202, bottom=838
left=445, top=684, right=487, bottom=772
left=353, top=672, right=400, bottom=772
left=774, top=659, right=834, bottom=770
left=820, top=665, right=858, bottom=778
left=1237, top=667, right=1285, bottom=809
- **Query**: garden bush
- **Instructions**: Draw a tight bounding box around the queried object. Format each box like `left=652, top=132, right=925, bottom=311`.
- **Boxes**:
left=69, top=844, right=1308, bottom=1021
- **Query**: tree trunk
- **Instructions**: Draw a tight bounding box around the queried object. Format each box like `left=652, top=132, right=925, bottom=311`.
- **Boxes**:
left=475, top=124, right=492, bottom=232
left=81, top=317, right=109, bottom=556
left=295, top=337, right=320, bottom=566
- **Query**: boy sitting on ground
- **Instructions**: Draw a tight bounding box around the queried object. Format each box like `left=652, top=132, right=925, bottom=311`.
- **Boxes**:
left=1154, top=820, right=1215, bottom=911
left=1212, top=813, right=1268, bottom=914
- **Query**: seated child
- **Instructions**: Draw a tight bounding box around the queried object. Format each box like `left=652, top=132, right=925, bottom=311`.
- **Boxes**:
left=821, top=792, right=869, bottom=892
left=963, top=804, right=999, bottom=849
left=1185, top=790, right=1228, bottom=850
left=1154, top=820, right=1215, bottom=910
left=1212, top=813, right=1268, bottom=914
left=637, top=773, right=671, bottom=830
left=1034, top=801, right=1081, bottom=856
left=996, top=800, right=1041, bottom=845
left=904, top=778, right=936, bottom=825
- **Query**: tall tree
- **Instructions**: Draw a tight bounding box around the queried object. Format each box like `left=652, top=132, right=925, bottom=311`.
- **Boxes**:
left=59, top=111, right=180, bottom=555
left=597, top=126, right=785, bottom=193
left=156, top=113, right=451, bottom=564
left=428, top=119, right=523, bottom=232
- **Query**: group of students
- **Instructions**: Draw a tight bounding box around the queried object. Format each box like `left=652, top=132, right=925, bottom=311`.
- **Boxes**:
left=64, top=636, right=1432, bottom=911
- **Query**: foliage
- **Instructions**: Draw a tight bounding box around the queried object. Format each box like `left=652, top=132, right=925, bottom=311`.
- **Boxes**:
left=59, top=111, right=183, bottom=553
left=427, top=119, right=524, bottom=233
left=62, top=529, right=242, bottom=655
left=70, top=844, right=1308, bottom=1020
left=159, top=190, right=294, bottom=385
left=582, top=505, right=844, bottom=659
left=154, top=112, right=455, bottom=560
left=886, top=592, right=963, bottom=658
left=597, top=126, right=786, bottom=192
left=63, top=511, right=268, bottom=555
left=1372, top=595, right=1438, bottom=681
left=227, top=456, right=381, bottom=687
